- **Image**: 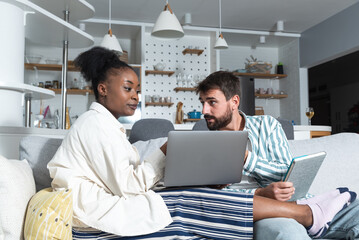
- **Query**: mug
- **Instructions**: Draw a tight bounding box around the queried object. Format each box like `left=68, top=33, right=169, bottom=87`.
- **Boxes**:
left=145, top=95, right=152, bottom=103
left=267, top=88, right=273, bottom=94
left=165, top=97, right=172, bottom=103
left=152, top=95, right=160, bottom=103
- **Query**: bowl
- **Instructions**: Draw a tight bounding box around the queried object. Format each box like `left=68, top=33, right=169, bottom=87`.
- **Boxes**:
left=25, top=55, right=42, bottom=63
left=154, top=63, right=166, bottom=71
left=188, top=110, right=201, bottom=119
left=45, top=58, right=60, bottom=65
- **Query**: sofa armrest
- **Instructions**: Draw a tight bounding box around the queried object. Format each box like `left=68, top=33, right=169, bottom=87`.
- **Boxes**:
left=288, top=133, right=359, bottom=195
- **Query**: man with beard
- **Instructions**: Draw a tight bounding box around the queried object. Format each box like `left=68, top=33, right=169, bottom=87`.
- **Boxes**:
left=195, top=71, right=359, bottom=240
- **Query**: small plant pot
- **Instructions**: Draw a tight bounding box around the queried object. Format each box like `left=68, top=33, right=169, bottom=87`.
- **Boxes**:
left=277, top=65, right=284, bottom=74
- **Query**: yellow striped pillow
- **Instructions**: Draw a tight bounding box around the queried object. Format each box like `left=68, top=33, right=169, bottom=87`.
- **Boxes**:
left=24, top=188, right=73, bottom=240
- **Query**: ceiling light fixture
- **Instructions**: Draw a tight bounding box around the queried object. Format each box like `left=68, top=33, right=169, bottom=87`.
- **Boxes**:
left=214, top=0, right=228, bottom=49
left=277, top=20, right=284, bottom=32
left=100, top=0, right=123, bottom=54
left=151, top=0, right=184, bottom=39
left=259, top=36, right=266, bottom=44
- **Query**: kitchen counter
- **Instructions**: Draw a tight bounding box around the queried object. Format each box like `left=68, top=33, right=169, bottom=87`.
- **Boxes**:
left=293, top=125, right=332, bottom=140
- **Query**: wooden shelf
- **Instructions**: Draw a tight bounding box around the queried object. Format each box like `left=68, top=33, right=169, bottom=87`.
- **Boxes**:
left=145, top=102, right=174, bottom=107
left=145, top=70, right=175, bottom=76
left=183, top=118, right=202, bottom=122
left=182, top=48, right=204, bottom=56
left=233, top=72, right=287, bottom=79
left=255, top=93, right=288, bottom=99
left=0, top=81, right=55, bottom=100
left=25, top=63, right=79, bottom=71
left=174, top=87, right=196, bottom=92
left=49, top=88, right=93, bottom=95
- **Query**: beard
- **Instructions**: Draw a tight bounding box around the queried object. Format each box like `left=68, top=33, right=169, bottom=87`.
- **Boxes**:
left=204, top=105, right=233, bottom=130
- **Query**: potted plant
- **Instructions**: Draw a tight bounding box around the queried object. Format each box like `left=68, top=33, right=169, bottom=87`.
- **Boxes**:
left=276, top=62, right=284, bottom=74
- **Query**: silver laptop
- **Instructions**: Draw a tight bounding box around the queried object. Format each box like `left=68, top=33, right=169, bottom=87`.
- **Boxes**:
left=164, top=131, right=248, bottom=187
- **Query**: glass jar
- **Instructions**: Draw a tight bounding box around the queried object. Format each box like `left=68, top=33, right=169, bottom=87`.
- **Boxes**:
left=45, top=81, right=53, bottom=89
left=52, top=80, right=59, bottom=89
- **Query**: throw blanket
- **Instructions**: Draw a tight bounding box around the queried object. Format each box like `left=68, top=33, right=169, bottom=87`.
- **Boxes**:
left=73, top=188, right=253, bottom=240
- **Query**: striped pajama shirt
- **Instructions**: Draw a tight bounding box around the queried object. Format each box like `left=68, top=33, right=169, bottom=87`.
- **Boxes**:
left=224, top=112, right=293, bottom=193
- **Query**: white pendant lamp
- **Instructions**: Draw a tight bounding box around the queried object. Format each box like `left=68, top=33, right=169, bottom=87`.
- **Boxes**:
left=151, top=0, right=184, bottom=39
left=100, top=0, right=123, bottom=54
left=214, top=0, right=228, bottom=49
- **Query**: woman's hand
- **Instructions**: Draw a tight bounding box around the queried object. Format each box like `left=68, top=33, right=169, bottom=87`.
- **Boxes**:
left=255, top=181, right=295, bottom=201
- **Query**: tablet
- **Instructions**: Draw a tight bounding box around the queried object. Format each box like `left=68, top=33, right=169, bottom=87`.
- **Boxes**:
left=284, top=151, right=326, bottom=201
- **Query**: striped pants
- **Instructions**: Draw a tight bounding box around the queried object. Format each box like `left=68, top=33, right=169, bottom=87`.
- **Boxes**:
left=73, top=188, right=253, bottom=240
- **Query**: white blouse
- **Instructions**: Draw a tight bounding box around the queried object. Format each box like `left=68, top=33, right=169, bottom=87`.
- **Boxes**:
left=48, top=102, right=172, bottom=236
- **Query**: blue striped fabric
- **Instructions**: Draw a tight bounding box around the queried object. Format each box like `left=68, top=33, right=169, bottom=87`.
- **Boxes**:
left=73, top=188, right=253, bottom=240
left=237, top=112, right=293, bottom=193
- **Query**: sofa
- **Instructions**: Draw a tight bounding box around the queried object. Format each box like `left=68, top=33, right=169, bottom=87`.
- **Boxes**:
left=1, top=132, right=359, bottom=239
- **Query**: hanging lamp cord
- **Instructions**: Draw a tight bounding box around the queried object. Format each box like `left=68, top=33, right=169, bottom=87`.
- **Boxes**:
left=108, top=0, right=112, bottom=36
left=164, top=0, right=173, bottom=14
left=219, top=0, right=222, bottom=34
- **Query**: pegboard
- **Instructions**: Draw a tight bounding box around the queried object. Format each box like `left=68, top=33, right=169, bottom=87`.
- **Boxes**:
left=142, top=32, right=211, bottom=123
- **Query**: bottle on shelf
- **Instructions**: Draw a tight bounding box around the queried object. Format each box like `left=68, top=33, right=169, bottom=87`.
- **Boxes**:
left=65, top=107, right=71, bottom=130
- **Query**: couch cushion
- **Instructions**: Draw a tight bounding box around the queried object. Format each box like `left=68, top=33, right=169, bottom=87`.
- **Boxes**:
left=133, top=137, right=167, bottom=162
left=19, top=136, right=63, bottom=191
left=0, top=155, right=36, bottom=240
left=288, top=133, right=359, bottom=195
left=24, top=188, right=72, bottom=240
